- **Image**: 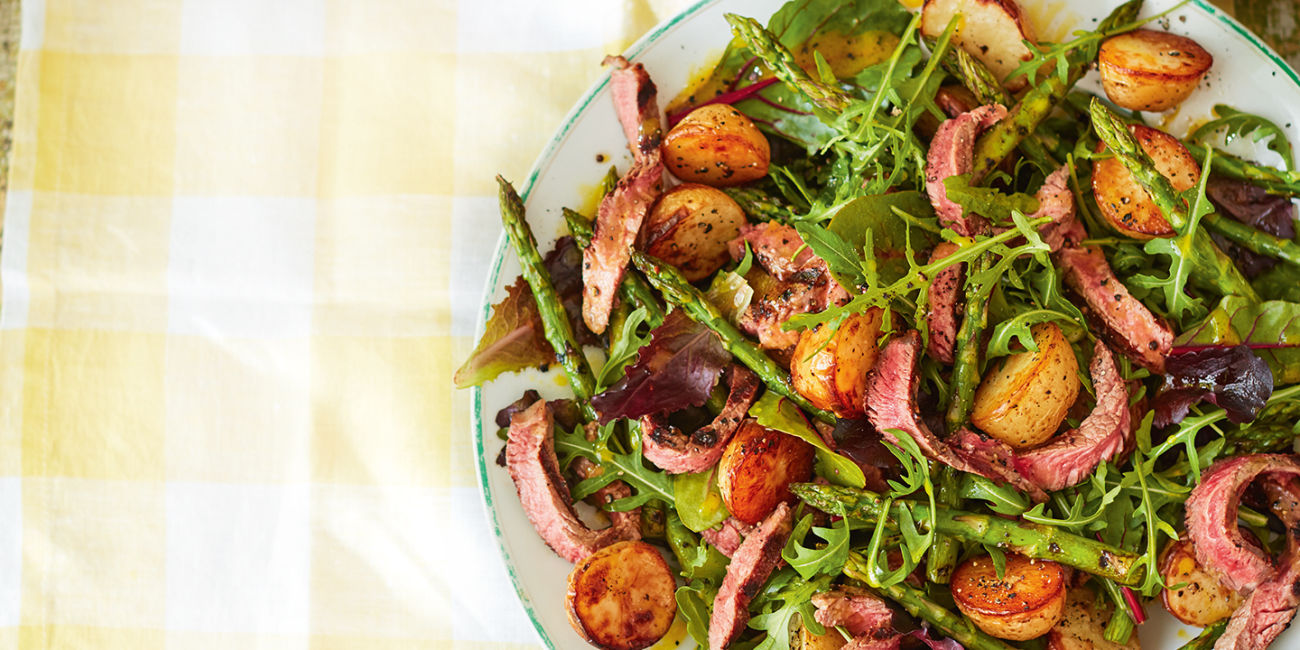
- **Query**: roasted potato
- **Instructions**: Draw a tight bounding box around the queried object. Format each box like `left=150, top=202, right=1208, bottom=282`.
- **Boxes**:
left=971, top=323, right=1080, bottom=450
left=662, top=104, right=770, bottom=187
left=952, top=553, right=1067, bottom=641
left=717, top=420, right=815, bottom=524
left=921, top=0, right=1037, bottom=91
left=1046, top=587, right=1141, bottom=650
left=643, top=184, right=747, bottom=282
left=793, top=619, right=846, bottom=650
left=566, top=541, right=677, bottom=650
left=791, top=308, right=888, bottom=418
left=1099, top=30, right=1213, bottom=112
left=1159, top=538, right=1243, bottom=627
left=1092, top=124, right=1201, bottom=240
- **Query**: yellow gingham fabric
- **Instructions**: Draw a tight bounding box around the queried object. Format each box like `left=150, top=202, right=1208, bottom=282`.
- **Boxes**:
left=0, top=1, right=692, bottom=647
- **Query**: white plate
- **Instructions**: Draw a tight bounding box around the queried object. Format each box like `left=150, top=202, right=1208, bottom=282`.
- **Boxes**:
left=471, top=1, right=1300, bottom=647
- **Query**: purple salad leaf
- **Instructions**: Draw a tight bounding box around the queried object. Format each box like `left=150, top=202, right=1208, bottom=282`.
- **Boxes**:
left=455, top=236, right=596, bottom=388
left=1153, top=345, right=1273, bottom=427
left=1206, top=175, right=1297, bottom=277
left=590, top=309, right=731, bottom=424
left=906, top=627, right=964, bottom=650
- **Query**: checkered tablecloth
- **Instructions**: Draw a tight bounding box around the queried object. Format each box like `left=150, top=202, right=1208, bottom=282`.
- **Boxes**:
left=0, top=1, right=691, bottom=647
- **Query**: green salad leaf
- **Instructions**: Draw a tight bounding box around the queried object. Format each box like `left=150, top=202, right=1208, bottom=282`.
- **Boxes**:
left=748, top=392, right=866, bottom=488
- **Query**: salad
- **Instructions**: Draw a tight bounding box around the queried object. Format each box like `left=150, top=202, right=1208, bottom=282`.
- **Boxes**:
left=456, top=0, right=1300, bottom=649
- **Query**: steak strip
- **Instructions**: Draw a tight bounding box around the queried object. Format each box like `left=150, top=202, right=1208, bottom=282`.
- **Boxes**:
left=1057, top=246, right=1172, bottom=373
left=641, top=365, right=760, bottom=474
left=709, top=502, right=794, bottom=650
left=1185, top=454, right=1300, bottom=650
left=924, top=104, right=1007, bottom=236
left=505, top=401, right=636, bottom=563
left=582, top=56, right=665, bottom=335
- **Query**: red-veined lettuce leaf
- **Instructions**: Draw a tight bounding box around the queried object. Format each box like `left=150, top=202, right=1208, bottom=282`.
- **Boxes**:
left=454, top=236, right=594, bottom=388
left=1176, top=297, right=1300, bottom=384
left=590, top=309, right=730, bottom=423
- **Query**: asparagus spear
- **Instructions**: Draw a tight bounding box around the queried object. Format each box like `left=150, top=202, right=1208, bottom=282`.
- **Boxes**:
left=1180, top=621, right=1226, bottom=650
left=844, top=553, right=1017, bottom=650
left=498, top=176, right=599, bottom=421
left=1090, top=99, right=1260, bottom=302
left=942, top=47, right=1058, bottom=169
left=723, top=14, right=852, bottom=114
left=926, top=465, right=962, bottom=584
left=562, top=208, right=666, bottom=323
left=968, top=0, right=1143, bottom=183
left=945, top=254, right=993, bottom=433
left=629, top=251, right=838, bottom=424
left=721, top=186, right=796, bottom=222
left=1204, top=212, right=1300, bottom=267
left=1185, top=140, right=1300, bottom=197
left=793, top=483, right=1146, bottom=585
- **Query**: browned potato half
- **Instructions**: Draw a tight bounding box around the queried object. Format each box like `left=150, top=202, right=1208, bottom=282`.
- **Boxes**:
left=921, top=0, right=1037, bottom=91
left=566, top=540, right=677, bottom=650
left=1159, top=538, right=1243, bottom=627
left=971, top=323, right=1080, bottom=450
left=791, top=308, right=887, bottom=418
left=952, top=553, right=1067, bottom=641
left=662, top=104, right=770, bottom=187
left=1092, top=124, right=1201, bottom=240
left=794, top=619, right=847, bottom=650
left=718, top=420, right=815, bottom=524
left=643, top=184, right=747, bottom=282
left=1099, top=30, right=1213, bottom=112
left=1047, top=588, right=1141, bottom=650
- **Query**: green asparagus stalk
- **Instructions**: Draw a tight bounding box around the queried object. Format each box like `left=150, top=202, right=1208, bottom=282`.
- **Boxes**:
left=498, top=176, right=598, bottom=421
left=629, top=251, right=838, bottom=424
left=1180, top=621, right=1226, bottom=650
left=926, top=465, right=962, bottom=584
left=562, top=208, right=666, bottom=324
left=969, top=0, right=1143, bottom=183
left=723, top=14, right=852, bottom=114
left=942, top=47, right=1058, bottom=169
left=1204, top=212, right=1300, bottom=267
left=844, top=553, right=1017, bottom=650
left=721, top=186, right=795, bottom=222
left=945, top=254, right=992, bottom=433
left=1090, top=99, right=1260, bottom=302
left=793, top=483, right=1146, bottom=585
left=1184, top=140, right=1300, bottom=197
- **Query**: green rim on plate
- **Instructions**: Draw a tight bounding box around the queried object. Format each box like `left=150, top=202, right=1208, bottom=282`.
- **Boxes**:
left=468, top=1, right=1300, bottom=647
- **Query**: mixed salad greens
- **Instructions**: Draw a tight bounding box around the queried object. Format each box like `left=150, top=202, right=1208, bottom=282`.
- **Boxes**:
left=457, top=1, right=1300, bottom=649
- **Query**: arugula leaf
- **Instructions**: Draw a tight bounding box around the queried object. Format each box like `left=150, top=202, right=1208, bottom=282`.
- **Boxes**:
left=748, top=570, right=831, bottom=650
left=958, top=474, right=1030, bottom=516
left=1177, top=297, right=1300, bottom=384
left=941, top=174, right=1041, bottom=223
left=782, top=513, right=851, bottom=579
left=676, top=583, right=716, bottom=648
left=674, top=468, right=731, bottom=533
left=1192, top=104, right=1295, bottom=171
left=1130, top=148, right=1218, bottom=322
left=595, top=305, right=653, bottom=391
left=985, top=309, right=1083, bottom=359
left=748, top=392, right=866, bottom=488
left=554, top=425, right=674, bottom=511
left=793, top=220, right=866, bottom=288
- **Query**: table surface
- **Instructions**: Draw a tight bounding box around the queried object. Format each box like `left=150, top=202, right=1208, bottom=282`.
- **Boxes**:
left=0, top=2, right=1294, bottom=650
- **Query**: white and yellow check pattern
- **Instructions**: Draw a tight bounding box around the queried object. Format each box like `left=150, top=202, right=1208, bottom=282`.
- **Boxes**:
left=0, top=0, right=692, bottom=647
